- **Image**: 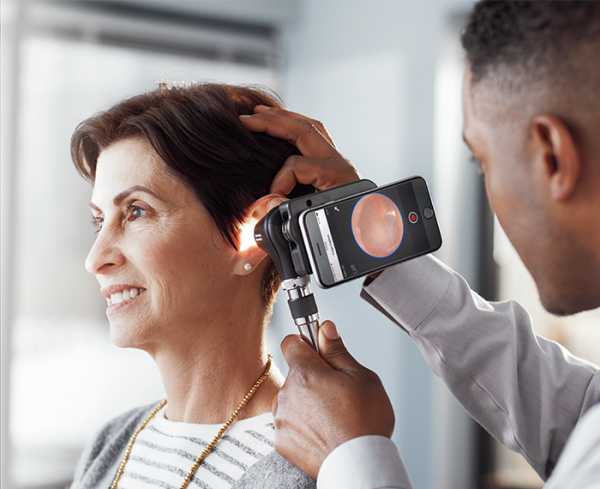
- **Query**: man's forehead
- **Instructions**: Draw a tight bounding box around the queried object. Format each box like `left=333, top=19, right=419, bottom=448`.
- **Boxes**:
left=462, top=66, right=515, bottom=147
left=462, top=66, right=493, bottom=122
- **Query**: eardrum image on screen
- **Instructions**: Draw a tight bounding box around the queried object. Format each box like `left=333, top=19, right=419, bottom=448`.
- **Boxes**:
left=351, top=193, right=404, bottom=258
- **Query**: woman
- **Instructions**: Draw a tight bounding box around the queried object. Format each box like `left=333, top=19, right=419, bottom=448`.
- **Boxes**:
left=70, top=83, right=315, bottom=488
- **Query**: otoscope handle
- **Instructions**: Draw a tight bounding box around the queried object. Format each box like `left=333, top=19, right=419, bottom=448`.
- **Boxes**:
left=282, top=276, right=320, bottom=354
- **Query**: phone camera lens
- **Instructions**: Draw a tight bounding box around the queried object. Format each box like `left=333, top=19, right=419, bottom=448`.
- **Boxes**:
left=306, top=200, right=312, bottom=207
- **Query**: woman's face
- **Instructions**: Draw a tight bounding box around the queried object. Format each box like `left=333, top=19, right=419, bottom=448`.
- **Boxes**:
left=86, top=137, right=237, bottom=350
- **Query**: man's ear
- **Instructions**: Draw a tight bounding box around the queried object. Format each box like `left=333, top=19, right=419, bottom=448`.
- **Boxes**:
left=531, top=114, right=582, bottom=201
left=233, top=194, right=287, bottom=276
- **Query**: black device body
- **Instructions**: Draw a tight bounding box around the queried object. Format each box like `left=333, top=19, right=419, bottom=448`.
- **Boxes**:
left=253, top=180, right=377, bottom=351
left=253, top=177, right=440, bottom=351
left=254, top=179, right=378, bottom=283
left=299, top=176, right=442, bottom=288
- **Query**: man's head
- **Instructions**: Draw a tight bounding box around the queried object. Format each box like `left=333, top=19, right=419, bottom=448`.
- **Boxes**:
left=461, top=1, right=600, bottom=315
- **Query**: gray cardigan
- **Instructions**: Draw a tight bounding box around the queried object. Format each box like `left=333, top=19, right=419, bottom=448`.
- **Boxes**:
left=71, top=402, right=316, bottom=489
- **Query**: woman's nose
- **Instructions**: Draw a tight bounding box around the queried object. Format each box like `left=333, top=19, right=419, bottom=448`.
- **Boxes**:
left=85, top=228, right=125, bottom=275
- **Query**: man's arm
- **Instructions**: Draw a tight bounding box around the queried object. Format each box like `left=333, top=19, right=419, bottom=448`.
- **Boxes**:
left=363, top=254, right=600, bottom=479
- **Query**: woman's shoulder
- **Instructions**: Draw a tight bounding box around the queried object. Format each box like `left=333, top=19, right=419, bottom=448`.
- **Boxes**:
left=82, top=401, right=161, bottom=460
left=71, top=400, right=163, bottom=489
left=95, top=401, right=161, bottom=439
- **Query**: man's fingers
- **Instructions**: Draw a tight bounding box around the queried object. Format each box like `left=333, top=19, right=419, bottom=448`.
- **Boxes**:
left=280, top=326, right=364, bottom=375
left=280, top=334, right=324, bottom=370
left=252, top=105, right=336, bottom=146
left=270, top=155, right=361, bottom=195
left=240, top=112, right=338, bottom=159
left=267, top=195, right=288, bottom=212
left=268, top=161, right=301, bottom=196
left=317, top=321, right=363, bottom=373
left=241, top=106, right=361, bottom=195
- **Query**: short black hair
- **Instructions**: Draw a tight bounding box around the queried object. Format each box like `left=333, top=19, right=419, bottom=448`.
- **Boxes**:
left=462, top=1, right=600, bottom=83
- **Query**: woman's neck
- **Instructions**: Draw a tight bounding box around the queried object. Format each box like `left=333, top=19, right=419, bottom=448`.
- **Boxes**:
left=149, top=310, right=283, bottom=424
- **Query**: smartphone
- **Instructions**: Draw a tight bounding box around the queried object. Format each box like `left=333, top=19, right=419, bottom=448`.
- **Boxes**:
left=299, top=176, right=442, bottom=288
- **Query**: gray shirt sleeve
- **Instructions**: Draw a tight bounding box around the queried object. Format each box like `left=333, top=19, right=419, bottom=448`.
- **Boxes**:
left=361, top=255, right=600, bottom=480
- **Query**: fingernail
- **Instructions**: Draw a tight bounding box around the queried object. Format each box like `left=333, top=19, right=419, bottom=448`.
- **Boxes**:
left=267, top=197, right=286, bottom=211
left=239, top=114, right=252, bottom=119
left=322, top=322, right=340, bottom=340
left=256, top=105, right=270, bottom=110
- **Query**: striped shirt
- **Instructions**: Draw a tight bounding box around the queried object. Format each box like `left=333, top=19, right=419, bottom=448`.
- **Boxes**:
left=117, top=405, right=276, bottom=489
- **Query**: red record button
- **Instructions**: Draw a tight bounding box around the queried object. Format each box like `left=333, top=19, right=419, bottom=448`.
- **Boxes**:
left=408, top=212, right=418, bottom=223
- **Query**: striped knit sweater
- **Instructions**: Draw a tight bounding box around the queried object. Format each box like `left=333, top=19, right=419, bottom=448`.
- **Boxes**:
left=71, top=402, right=315, bottom=489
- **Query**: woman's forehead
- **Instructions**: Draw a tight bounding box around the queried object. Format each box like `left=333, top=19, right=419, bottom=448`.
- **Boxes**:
left=92, top=138, right=189, bottom=206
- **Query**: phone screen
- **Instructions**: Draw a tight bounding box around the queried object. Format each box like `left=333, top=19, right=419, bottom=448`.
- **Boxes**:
left=301, top=177, right=441, bottom=287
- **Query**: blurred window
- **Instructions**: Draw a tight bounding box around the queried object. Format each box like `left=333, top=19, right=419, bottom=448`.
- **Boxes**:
left=4, top=2, right=279, bottom=487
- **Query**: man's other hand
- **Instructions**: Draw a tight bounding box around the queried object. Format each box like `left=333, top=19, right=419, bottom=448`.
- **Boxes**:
left=240, top=106, right=361, bottom=196
left=272, top=320, right=395, bottom=479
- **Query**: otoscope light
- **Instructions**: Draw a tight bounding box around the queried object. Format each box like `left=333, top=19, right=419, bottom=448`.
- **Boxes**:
left=239, top=218, right=258, bottom=251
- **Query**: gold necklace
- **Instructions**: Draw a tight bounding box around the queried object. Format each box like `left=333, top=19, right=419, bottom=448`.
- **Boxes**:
left=111, top=356, right=272, bottom=489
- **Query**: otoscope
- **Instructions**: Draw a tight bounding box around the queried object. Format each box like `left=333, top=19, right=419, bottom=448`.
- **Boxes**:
left=253, top=179, right=377, bottom=353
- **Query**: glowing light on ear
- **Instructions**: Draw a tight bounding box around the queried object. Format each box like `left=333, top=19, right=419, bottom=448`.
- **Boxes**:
left=239, top=218, right=258, bottom=251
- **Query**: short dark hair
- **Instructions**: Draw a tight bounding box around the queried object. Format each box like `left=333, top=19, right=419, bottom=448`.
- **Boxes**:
left=461, top=1, right=600, bottom=108
left=71, top=83, right=310, bottom=305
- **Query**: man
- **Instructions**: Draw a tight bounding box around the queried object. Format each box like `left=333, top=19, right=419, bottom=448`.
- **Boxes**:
left=241, top=1, right=600, bottom=487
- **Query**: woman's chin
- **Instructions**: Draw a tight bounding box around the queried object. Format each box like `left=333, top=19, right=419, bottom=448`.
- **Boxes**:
left=109, top=331, right=135, bottom=349
left=108, top=323, right=147, bottom=349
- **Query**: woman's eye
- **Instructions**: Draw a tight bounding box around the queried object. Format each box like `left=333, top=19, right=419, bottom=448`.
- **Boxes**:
left=91, top=217, right=104, bottom=232
left=126, top=205, right=148, bottom=221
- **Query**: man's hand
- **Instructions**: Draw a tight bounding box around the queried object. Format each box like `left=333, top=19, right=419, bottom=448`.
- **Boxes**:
left=272, top=320, right=395, bottom=479
left=240, top=106, right=361, bottom=195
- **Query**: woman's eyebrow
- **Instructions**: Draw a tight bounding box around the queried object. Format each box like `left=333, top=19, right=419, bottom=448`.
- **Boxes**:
left=88, top=186, right=168, bottom=211
left=113, top=186, right=165, bottom=205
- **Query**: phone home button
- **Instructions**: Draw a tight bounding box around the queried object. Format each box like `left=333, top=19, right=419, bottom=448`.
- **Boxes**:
left=423, top=207, right=434, bottom=219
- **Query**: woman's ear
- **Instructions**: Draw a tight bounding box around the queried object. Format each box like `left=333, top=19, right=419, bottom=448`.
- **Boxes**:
left=250, top=193, right=288, bottom=222
left=531, top=114, right=582, bottom=202
left=232, top=194, right=288, bottom=276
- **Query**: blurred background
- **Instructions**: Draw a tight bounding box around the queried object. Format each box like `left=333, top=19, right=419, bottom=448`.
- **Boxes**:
left=2, top=1, right=600, bottom=488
